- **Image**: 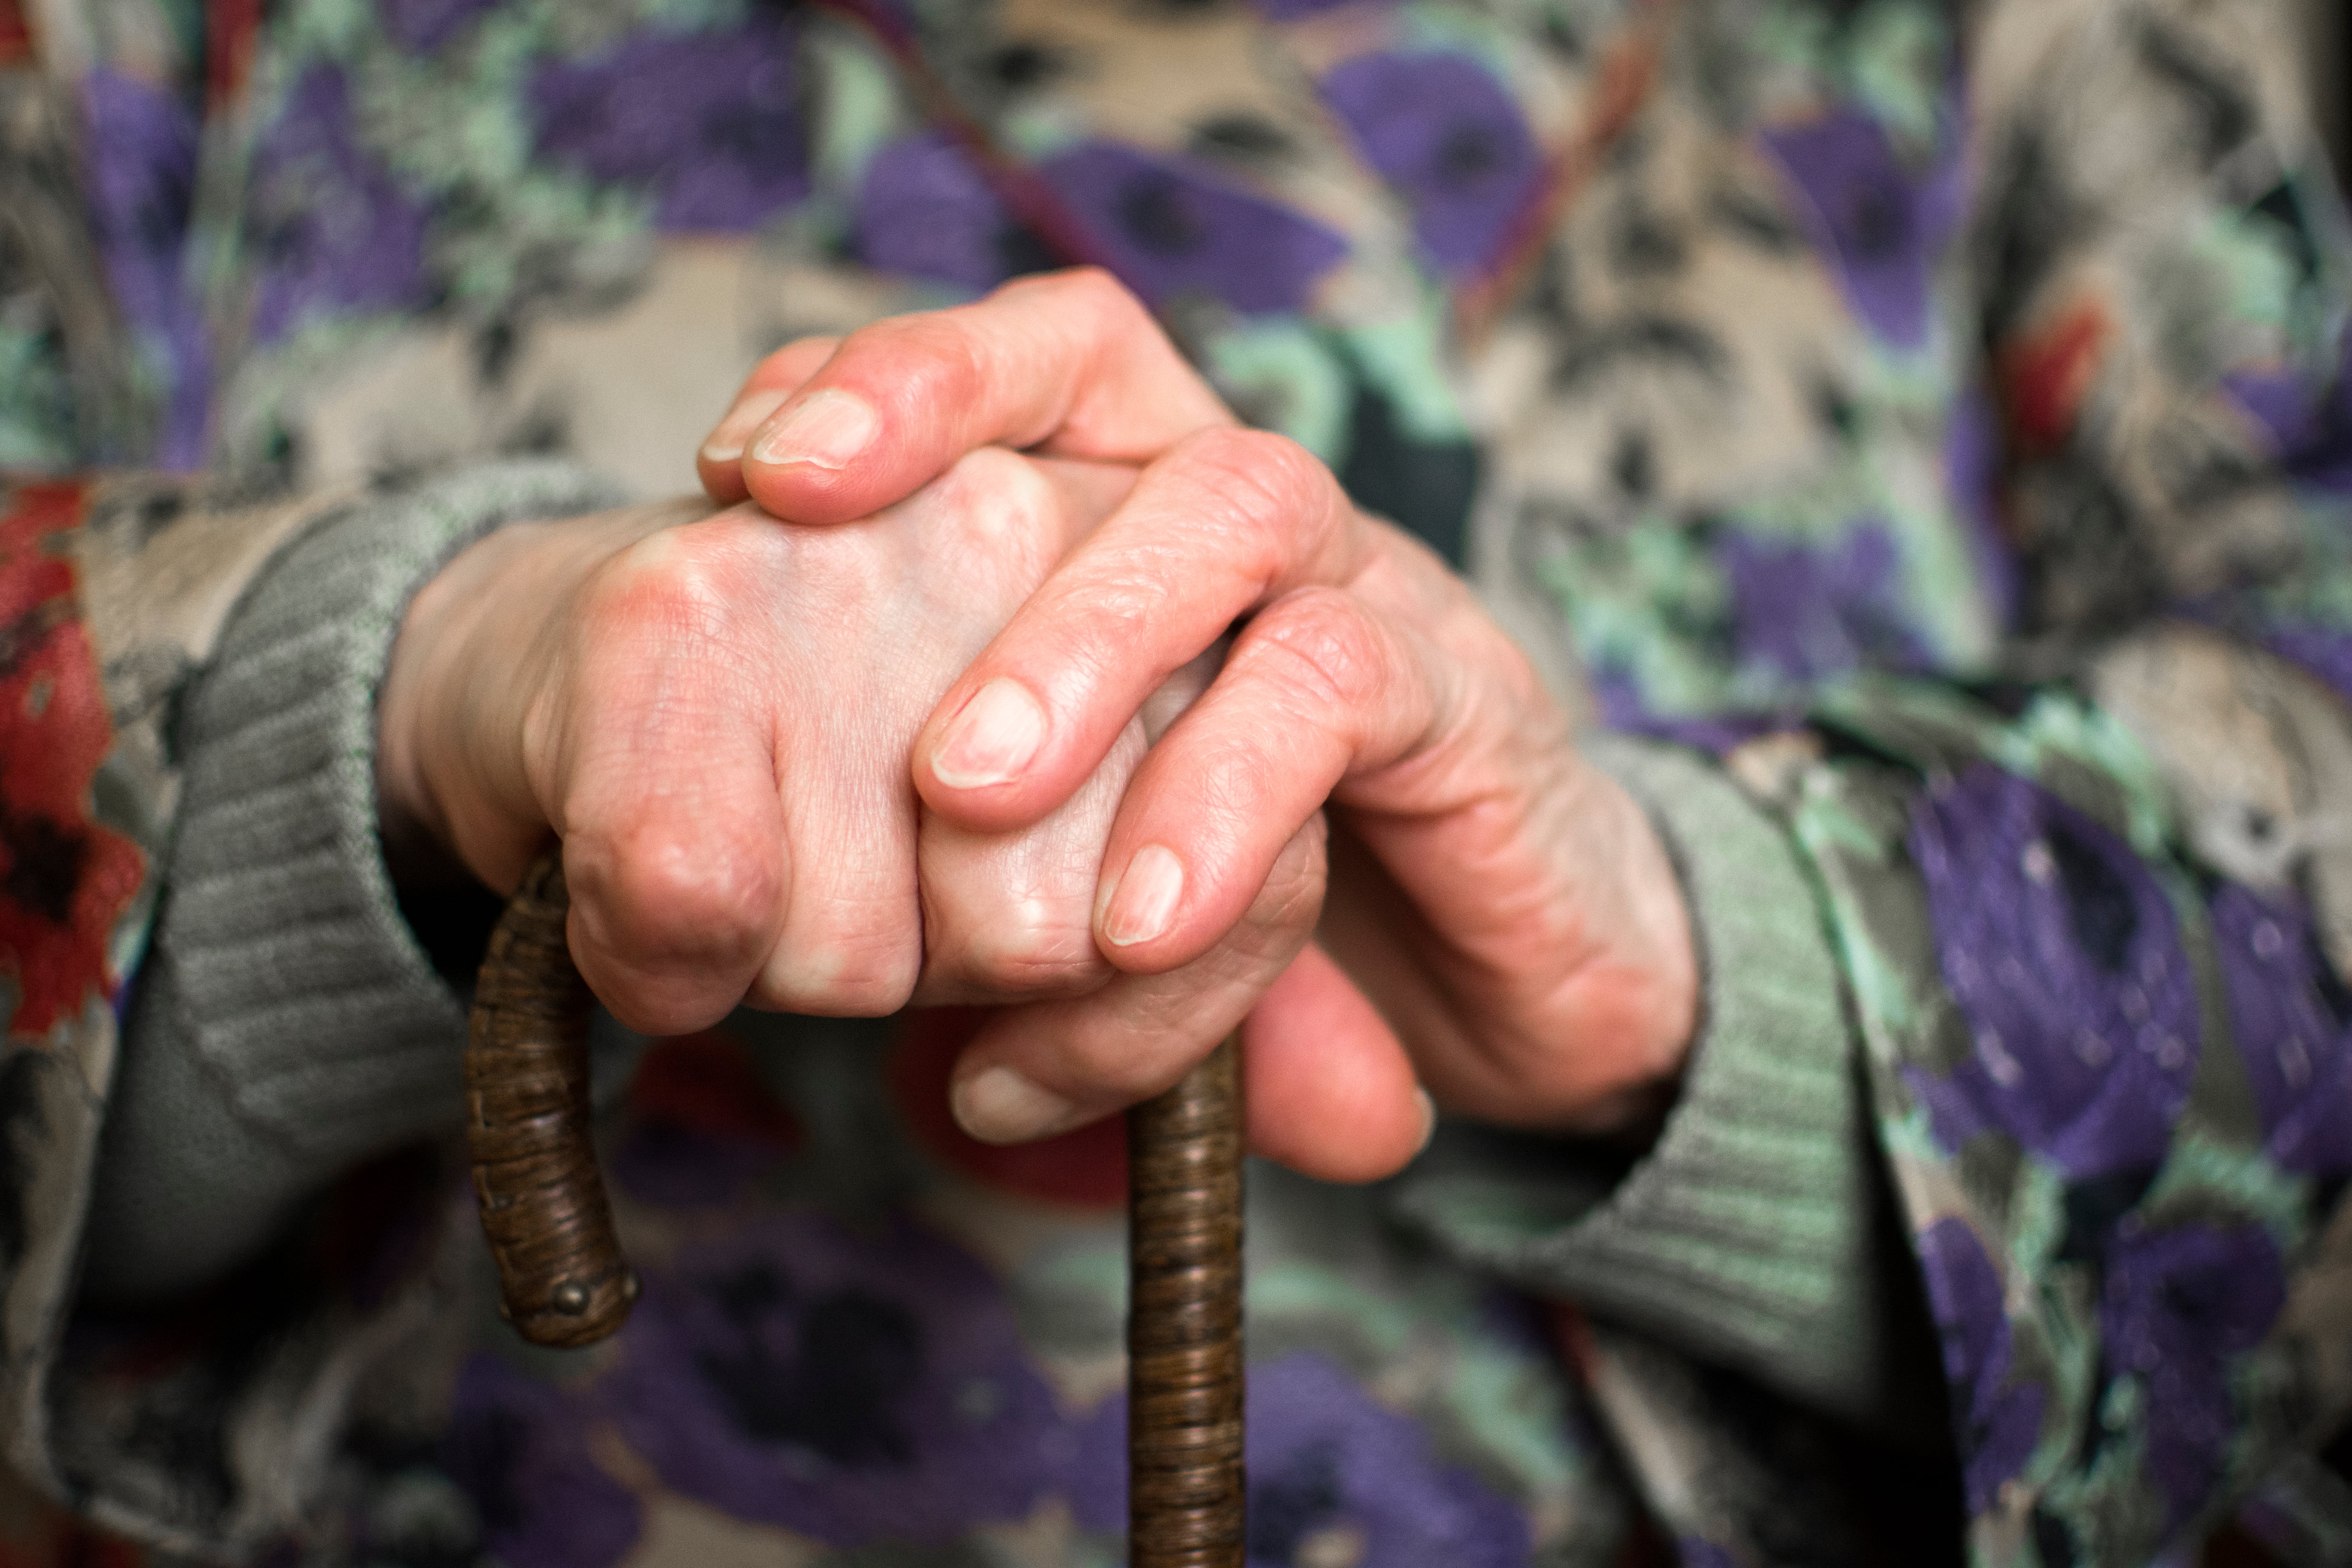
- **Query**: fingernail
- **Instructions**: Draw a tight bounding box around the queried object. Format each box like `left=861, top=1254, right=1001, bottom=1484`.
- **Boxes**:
left=953, top=1065, right=1081, bottom=1144
left=750, top=388, right=877, bottom=470
left=1102, top=844, right=1184, bottom=948
left=699, top=386, right=788, bottom=465
left=932, top=679, right=1046, bottom=788
left=1414, top=1089, right=1437, bottom=1155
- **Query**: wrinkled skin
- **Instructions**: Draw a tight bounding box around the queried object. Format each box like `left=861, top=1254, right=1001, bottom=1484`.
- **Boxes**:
left=382, top=269, right=1696, bottom=1183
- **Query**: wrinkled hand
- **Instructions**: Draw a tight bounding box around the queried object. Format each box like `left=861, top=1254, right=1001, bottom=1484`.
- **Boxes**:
left=378, top=444, right=1348, bottom=1158
left=700, top=269, right=1699, bottom=1170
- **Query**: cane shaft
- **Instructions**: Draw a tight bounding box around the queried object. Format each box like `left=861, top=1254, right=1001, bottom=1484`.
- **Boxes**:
left=465, top=851, right=637, bottom=1347
left=1128, top=1035, right=1245, bottom=1568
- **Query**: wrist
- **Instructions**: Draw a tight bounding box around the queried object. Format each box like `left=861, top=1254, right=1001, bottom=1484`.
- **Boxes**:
left=377, top=520, right=560, bottom=892
left=1498, top=752, right=1700, bottom=1133
left=1580, top=758, right=1702, bottom=1081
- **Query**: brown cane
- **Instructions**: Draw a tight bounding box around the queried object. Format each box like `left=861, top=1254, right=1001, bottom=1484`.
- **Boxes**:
left=463, top=851, right=639, bottom=1345
left=465, top=848, right=1247, bottom=1562
left=1128, top=1033, right=1246, bottom=1567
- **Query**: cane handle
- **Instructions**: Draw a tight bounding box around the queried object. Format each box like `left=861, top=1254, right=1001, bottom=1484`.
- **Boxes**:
left=464, top=850, right=638, bottom=1347
left=464, top=851, right=1247, bottom=1560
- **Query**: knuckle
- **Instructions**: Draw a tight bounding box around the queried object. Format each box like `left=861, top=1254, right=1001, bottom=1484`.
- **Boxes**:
left=1237, top=588, right=1389, bottom=716
left=1243, top=817, right=1329, bottom=938
left=763, top=915, right=921, bottom=1016
left=1075, top=565, right=1176, bottom=651
left=1041, top=265, right=1146, bottom=326
left=919, top=317, right=990, bottom=408
left=854, top=312, right=985, bottom=412
left=1174, top=428, right=1335, bottom=575
left=583, top=527, right=741, bottom=651
left=942, top=447, right=1057, bottom=565
left=896, top=454, right=1058, bottom=615
left=571, top=818, right=780, bottom=969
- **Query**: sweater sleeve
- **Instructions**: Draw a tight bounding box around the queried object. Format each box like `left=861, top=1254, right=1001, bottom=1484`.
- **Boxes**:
left=79, top=459, right=620, bottom=1304
left=1392, top=733, right=1942, bottom=1435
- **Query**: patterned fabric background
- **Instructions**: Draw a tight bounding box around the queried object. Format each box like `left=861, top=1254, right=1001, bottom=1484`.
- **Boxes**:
left=7, top=0, right=2352, bottom=1564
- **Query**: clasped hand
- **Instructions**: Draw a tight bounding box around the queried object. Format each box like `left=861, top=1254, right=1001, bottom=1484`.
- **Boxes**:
left=378, top=270, right=1697, bottom=1182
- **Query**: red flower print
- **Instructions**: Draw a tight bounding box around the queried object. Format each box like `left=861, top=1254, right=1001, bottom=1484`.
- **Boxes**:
left=1999, top=295, right=2112, bottom=457
left=0, top=481, right=146, bottom=1043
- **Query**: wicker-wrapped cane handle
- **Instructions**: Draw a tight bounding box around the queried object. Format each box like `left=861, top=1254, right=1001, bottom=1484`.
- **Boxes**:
left=465, top=852, right=1248, bottom=1560
left=465, top=851, right=638, bottom=1346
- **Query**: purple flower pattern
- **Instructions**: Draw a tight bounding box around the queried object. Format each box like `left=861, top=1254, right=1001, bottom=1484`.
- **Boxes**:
left=1067, top=1351, right=1529, bottom=1568
left=855, top=134, right=1020, bottom=292
left=79, top=71, right=196, bottom=313
left=1319, top=51, right=1540, bottom=277
left=2224, top=337, right=2352, bottom=493
left=245, top=67, right=433, bottom=343
left=2099, top=1221, right=2286, bottom=1528
left=440, top=1354, right=642, bottom=1568
left=1718, top=520, right=1933, bottom=684
left=44, top=3, right=2351, bottom=1560
left=2259, top=625, right=2352, bottom=706
left=1041, top=142, right=1349, bottom=316
left=599, top=1210, right=1069, bottom=1547
left=76, top=69, right=210, bottom=467
left=1758, top=109, right=1960, bottom=349
left=1908, top=765, right=2200, bottom=1176
left=530, top=16, right=810, bottom=232
left=2208, top=885, right=2352, bottom=1175
left=1916, top=1219, right=2045, bottom=1514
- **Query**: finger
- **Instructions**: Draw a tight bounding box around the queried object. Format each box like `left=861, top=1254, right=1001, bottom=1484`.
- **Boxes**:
left=1240, top=942, right=1430, bottom=1182
left=914, top=426, right=1371, bottom=833
left=947, top=912, right=1430, bottom=1182
left=913, top=642, right=1215, bottom=1006
left=911, top=713, right=1138, bottom=1006
left=549, top=531, right=793, bottom=1036
left=740, top=268, right=1232, bottom=525
left=745, top=450, right=1139, bottom=1016
left=745, top=683, right=926, bottom=1016
left=944, top=815, right=1327, bottom=1145
left=697, top=336, right=840, bottom=504
left=1089, top=583, right=1442, bottom=974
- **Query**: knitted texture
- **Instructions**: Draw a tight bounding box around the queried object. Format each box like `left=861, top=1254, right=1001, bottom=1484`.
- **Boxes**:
left=1395, top=736, right=1914, bottom=1429
left=82, top=461, right=620, bottom=1301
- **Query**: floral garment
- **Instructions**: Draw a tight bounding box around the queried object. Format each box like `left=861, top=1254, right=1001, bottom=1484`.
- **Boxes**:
left=6, top=0, right=2352, bottom=1565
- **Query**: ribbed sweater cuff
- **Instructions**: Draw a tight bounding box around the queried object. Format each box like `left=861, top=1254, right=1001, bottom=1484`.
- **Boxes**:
left=155, top=460, right=622, bottom=1162
left=1393, top=735, right=1899, bottom=1426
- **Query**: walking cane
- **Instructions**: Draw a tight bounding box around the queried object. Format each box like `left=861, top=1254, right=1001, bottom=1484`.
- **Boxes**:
left=465, top=849, right=1247, bottom=1566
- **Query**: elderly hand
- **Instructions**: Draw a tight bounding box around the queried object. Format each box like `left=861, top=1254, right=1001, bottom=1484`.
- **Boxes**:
left=701, top=269, right=1698, bottom=1170
left=377, top=441, right=1382, bottom=1165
